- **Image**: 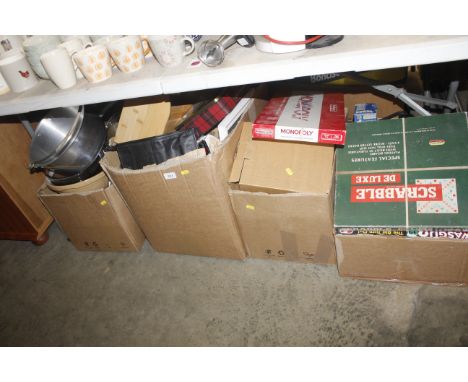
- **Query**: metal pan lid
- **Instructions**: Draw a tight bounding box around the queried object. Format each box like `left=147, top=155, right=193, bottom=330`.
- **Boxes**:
left=29, top=105, right=83, bottom=168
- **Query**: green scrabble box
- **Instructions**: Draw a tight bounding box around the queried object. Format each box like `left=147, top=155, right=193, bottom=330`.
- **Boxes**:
left=334, top=112, right=468, bottom=239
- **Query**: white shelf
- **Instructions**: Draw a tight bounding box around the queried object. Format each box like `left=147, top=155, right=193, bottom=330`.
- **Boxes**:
left=1, top=35, right=468, bottom=117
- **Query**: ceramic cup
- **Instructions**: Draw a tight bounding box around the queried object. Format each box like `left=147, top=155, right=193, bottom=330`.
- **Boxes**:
left=90, top=35, right=123, bottom=43
left=147, top=35, right=195, bottom=68
left=40, top=47, right=77, bottom=89
left=59, top=35, right=92, bottom=45
left=73, top=44, right=112, bottom=84
left=0, top=35, right=26, bottom=54
left=0, top=48, right=39, bottom=93
left=59, top=38, right=92, bottom=79
left=107, top=35, right=145, bottom=73
left=22, top=35, right=61, bottom=79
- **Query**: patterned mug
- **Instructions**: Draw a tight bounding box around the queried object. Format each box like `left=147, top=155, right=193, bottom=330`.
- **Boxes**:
left=106, top=35, right=145, bottom=74
left=147, top=35, right=195, bottom=68
left=73, top=45, right=112, bottom=84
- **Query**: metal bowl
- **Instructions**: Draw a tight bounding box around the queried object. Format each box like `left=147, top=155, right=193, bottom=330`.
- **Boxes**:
left=29, top=105, right=106, bottom=173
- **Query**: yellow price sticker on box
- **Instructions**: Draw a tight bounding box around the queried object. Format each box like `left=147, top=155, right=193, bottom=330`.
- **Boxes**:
left=285, top=168, right=294, bottom=176
left=246, top=204, right=255, bottom=210
left=180, top=170, right=190, bottom=175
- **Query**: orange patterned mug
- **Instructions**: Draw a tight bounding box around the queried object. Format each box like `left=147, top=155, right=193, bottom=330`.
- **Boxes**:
left=73, top=44, right=112, bottom=83
left=106, top=35, right=146, bottom=74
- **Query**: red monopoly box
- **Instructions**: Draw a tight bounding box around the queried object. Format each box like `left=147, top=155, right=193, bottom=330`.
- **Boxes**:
left=252, top=93, right=346, bottom=145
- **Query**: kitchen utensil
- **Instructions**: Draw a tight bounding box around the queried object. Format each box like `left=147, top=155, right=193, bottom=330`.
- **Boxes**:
left=73, top=45, right=112, bottom=83
left=46, top=170, right=109, bottom=193
left=22, top=35, right=60, bottom=79
left=40, top=47, right=77, bottom=89
left=29, top=105, right=107, bottom=174
left=197, top=35, right=254, bottom=67
left=0, top=48, right=39, bottom=93
left=107, top=35, right=145, bottom=73
left=147, top=35, right=195, bottom=68
left=44, top=156, right=103, bottom=185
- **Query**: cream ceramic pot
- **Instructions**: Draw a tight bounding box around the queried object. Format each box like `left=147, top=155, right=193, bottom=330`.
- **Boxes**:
left=0, top=48, right=39, bottom=93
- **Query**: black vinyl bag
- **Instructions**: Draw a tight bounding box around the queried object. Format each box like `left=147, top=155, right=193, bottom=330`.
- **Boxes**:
left=114, top=128, right=201, bottom=170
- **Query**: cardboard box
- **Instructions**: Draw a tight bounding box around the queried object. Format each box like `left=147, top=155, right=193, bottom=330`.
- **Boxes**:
left=39, top=184, right=145, bottom=252
left=335, top=113, right=468, bottom=237
left=229, top=122, right=336, bottom=263
left=100, top=115, right=251, bottom=260
left=334, top=96, right=468, bottom=284
left=252, top=93, right=346, bottom=145
left=336, top=235, right=468, bottom=285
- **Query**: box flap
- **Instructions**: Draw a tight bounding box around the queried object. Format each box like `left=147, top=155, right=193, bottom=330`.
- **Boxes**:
left=230, top=122, right=335, bottom=194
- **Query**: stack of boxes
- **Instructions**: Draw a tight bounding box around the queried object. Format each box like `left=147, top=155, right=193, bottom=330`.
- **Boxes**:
left=38, top=89, right=468, bottom=285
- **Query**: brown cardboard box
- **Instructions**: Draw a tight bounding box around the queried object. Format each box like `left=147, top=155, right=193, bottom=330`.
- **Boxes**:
left=100, top=118, right=248, bottom=260
left=336, top=91, right=468, bottom=285
left=229, top=122, right=336, bottom=264
left=335, top=235, right=468, bottom=285
left=39, top=184, right=145, bottom=252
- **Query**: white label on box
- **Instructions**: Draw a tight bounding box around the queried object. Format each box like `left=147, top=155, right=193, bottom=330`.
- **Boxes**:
left=163, top=172, right=177, bottom=180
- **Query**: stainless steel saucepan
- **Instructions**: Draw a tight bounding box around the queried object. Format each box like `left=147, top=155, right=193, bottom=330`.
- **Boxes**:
left=29, top=105, right=106, bottom=174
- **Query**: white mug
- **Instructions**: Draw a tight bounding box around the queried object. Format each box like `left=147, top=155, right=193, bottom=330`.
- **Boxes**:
left=59, top=38, right=92, bottom=79
left=107, top=35, right=145, bottom=73
left=90, top=35, right=123, bottom=44
left=73, top=44, right=112, bottom=84
left=147, top=35, right=195, bottom=67
left=22, top=35, right=61, bottom=79
left=0, top=48, right=39, bottom=93
left=40, top=47, right=77, bottom=89
left=59, top=35, right=92, bottom=45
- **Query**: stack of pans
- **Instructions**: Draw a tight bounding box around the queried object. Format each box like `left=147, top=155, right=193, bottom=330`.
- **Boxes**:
left=29, top=105, right=108, bottom=190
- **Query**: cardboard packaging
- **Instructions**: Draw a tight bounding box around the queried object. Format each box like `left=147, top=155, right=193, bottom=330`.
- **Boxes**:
left=353, top=103, right=377, bottom=122
left=335, top=113, right=468, bottom=237
left=336, top=235, right=468, bottom=285
left=100, top=114, right=251, bottom=260
left=334, top=111, right=468, bottom=285
left=39, top=184, right=145, bottom=252
left=229, top=122, right=336, bottom=263
left=252, top=93, right=346, bottom=145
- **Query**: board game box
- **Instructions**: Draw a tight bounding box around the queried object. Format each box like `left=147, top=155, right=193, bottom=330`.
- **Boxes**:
left=334, top=112, right=468, bottom=239
left=252, top=93, right=346, bottom=145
